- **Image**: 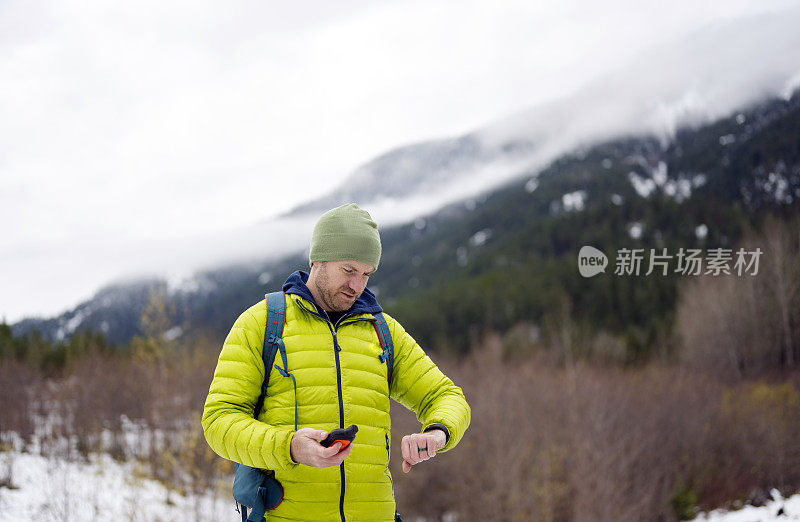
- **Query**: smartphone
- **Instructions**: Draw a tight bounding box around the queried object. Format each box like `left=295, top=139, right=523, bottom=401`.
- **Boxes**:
left=320, top=424, right=359, bottom=450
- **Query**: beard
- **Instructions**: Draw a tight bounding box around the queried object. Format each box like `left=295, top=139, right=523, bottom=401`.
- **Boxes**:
left=317, top=284, right=354, bottom=312
left=314, top=265, right=359, bottom=312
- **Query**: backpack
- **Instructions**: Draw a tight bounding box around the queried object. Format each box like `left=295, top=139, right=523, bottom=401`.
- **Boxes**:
left=233, top=291, right=396, bottom=522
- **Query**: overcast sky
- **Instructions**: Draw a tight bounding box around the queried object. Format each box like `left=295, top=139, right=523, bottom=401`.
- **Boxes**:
left=2, top=0, right=800, bottom=322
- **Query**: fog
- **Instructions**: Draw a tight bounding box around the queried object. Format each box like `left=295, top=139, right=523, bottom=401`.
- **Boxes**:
left=2, top=1, right=799, bottom=321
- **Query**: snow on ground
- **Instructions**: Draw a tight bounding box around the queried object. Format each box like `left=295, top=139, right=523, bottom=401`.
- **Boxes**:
left=690, top=489, right=800, bottom=522
left=1, top=447, right=798, bottom=521
left=0, top=451, right=230, bottom=521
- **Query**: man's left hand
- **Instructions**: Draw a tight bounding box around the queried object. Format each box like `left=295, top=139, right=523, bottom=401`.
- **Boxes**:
left=401, top=430, right=446, bottom=473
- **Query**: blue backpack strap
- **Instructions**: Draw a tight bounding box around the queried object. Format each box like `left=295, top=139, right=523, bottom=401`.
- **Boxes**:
left=265, top=292, right=299, bottom=431
left=273, top=333, right=299, bottom=430
left=373, top=312, right=394, bottom=390
left=253, top=291, right=286, bottom=419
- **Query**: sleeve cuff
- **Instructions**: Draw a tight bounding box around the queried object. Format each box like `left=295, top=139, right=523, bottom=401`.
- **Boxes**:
left=423, top=424, right=450, bottom=443
left=284, top=429, right=299, bottom=468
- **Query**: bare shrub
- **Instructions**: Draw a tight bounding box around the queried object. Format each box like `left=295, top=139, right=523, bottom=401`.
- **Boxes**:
left=715, top=381, right=800, bottom=497
left=393, top=336, right=575, bottom=521
left=676, top=216, right=800, bottom=376
left=0, top=359, right=41, bottom=446
left=393, top=339, right=800, bottom=522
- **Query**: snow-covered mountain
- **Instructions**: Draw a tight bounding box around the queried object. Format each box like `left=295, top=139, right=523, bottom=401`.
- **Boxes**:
left=12, top=84, right=800, bottom=346
left=8, top=5, right=800, bottom=336
left=285, top=134, right=535, bottom=217
left=284, top=7, right=800, bottom=223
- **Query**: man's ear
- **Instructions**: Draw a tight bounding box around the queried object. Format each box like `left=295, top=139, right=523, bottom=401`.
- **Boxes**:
left=309, top=261, right=324, bottom=275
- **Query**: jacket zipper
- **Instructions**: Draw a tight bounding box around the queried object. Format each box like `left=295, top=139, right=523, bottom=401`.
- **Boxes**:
left=295, top=298, right=375, bottom=522
left=330, top=325, right=346, bottom=522
left=332, top=315, right=375, bottom=522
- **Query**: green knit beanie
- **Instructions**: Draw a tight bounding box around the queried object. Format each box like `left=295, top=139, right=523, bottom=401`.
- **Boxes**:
left=309, top=203, right=382, bottom=270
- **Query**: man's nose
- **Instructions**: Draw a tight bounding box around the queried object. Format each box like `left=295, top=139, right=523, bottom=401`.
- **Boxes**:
left=348, top=277, right=366, bottom=293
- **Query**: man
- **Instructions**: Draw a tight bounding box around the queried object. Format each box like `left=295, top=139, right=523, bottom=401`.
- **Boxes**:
left=202, top=203, right=471, bottom=522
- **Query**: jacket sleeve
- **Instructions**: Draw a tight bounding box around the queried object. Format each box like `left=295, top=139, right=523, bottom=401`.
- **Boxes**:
left=386, top=314, right=471, bottom=452
left=201, top=305, right=298, bottom=471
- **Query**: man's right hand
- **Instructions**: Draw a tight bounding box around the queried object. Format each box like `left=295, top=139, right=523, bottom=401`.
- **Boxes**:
left=290, top=428, right=353, bottom=468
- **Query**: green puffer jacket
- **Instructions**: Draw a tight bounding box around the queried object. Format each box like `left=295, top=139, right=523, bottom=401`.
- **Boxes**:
left=202, top=271, right=471, bottom=522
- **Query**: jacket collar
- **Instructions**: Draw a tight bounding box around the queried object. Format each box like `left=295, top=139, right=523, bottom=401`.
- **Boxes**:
left=282, top=270, right=383, bottom=316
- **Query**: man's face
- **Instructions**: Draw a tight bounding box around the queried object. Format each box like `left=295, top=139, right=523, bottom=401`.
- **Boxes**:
left=312, top=260, right=375, bottom=312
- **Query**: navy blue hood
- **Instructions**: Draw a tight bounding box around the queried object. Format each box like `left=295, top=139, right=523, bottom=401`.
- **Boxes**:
left=282, top=270, right=383, bottom=315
